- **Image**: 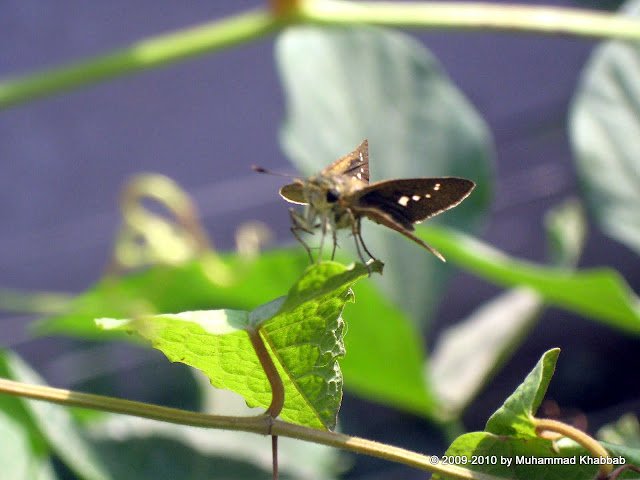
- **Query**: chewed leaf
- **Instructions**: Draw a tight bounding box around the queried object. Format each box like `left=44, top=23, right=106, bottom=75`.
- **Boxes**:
left=98, top=262, right=370, bottom=430
left=275, top=261, right=381, bottom=318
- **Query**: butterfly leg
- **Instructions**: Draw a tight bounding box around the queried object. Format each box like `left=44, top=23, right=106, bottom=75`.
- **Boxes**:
left=356, top=226, right=378, bottom=262
left=330, top=228, right=338, bottom=260
left=346, top=210, right=376, bottom=274
left=317, top=217, right=328, bottom=264
left=289, top=209, right=315, bottom=263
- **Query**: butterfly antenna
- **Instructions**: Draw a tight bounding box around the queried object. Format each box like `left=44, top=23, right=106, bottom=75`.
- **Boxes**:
left=251, top=166, right=299, bottom=179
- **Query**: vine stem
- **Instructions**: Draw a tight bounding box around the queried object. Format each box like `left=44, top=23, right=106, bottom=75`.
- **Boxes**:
left=535, top=418, right=613, bottom=479
left=0, top=377, right=503, bottom=480
left=0, top=9, right=282, bottom=109
left=2, top=1, right=640, bottom=109
left=298, top=1, right=640, bottom=40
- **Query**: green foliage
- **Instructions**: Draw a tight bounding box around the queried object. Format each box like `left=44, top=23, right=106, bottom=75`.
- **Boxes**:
left=342, top=279, right=439, bottom=417
left=2, top=2, right=640, bottom=479
left=0, top=351, right=334, bottom=480
left=33, top=248, right=439, bottom=419
left=434, top=350, right=635, bottom=480
left=484, top=349, right=559, bottom=437
left=36, top=251, right=310, bottom=339
left=98, top=261, right=375, bottom=430
left=417, top=225, right=640, bottom=334
left=599, top=414, right=640, bottom=449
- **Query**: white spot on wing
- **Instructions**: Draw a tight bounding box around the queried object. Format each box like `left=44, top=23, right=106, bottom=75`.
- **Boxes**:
left=412, top=195, right=421, bottom=201
left=398, top=196, right=410, bottom=206
left=434, top=183, right=441, bottom=191
left=426, top=194, right=431, bottom=198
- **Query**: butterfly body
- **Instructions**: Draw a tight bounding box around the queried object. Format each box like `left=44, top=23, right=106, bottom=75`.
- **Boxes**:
left=277, top=140, right=475, bottom=267
left=291, top=172, right=368, bottom=230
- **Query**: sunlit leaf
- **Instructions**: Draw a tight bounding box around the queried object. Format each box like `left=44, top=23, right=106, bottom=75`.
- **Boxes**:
left=99, top=262, right=371, bottom=430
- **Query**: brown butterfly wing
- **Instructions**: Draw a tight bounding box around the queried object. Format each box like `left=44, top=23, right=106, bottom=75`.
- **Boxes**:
left=351, top=205, right=446, bottom=262
left=280, top=182, right=307, bottom=204
left=351, top=178, right=475, bottom=229
left=280, top=139, right=370, bottom=205
left=320, top=139, right=370, bottom=183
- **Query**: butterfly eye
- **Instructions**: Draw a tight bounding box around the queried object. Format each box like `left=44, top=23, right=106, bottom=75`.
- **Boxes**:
left=326, top=189, right=340, bottom=203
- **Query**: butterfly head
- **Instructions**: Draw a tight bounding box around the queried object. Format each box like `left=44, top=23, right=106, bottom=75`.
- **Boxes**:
left=300, top=172, right=367, bottom=214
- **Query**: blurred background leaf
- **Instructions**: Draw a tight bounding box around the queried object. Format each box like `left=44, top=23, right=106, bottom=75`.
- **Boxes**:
left=0, top=350, right=111, bottom=480
left=570, top=0, right=640, bottom=257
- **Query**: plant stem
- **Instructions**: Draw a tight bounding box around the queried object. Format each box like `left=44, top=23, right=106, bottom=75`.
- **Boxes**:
left=535, top=418, right=613, bottom=479
left=248, top=327, right=285, bottom=418
left=298, top=1, right=640, bottom=40
left=0, top=9, right=282, bottom=109
left=2, top=2, right=640, bottom=109
left=0, top=377, right=503, bottom=480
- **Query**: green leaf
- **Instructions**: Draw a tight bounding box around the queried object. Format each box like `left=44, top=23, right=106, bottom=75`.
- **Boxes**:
left=434, top=431, right=604, bottom=480
left=98, top=261, right=370, bottom=430
left=433, top=350, right=636, bottom=480
left=35, top=250, right=310, bottom=339
left=417, top=225, right=640, bottom=334
left=0, top=350, right=110, bottom=480
left=276, top=26, right=493, bottom=325
left=0, top=352, right=56, bottom=479
left=569, top=0, right=640, bottom=256
left=29, top=249, right=436, bottom=419
left=485, top=349, right=559, bottom=436
left=276, top=260, right=381, bottom=314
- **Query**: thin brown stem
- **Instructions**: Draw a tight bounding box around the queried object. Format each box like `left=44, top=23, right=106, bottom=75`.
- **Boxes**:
left=272, top=435, right=279, bottom=480
left=247, top=327, right=285, bottom=418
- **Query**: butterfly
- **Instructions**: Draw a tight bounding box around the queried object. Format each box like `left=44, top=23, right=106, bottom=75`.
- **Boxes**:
left=259, top=139, right=475, bottom=270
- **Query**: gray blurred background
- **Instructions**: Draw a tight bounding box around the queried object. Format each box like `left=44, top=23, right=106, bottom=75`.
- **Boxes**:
left=2, top=1, right=639, bottom=479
